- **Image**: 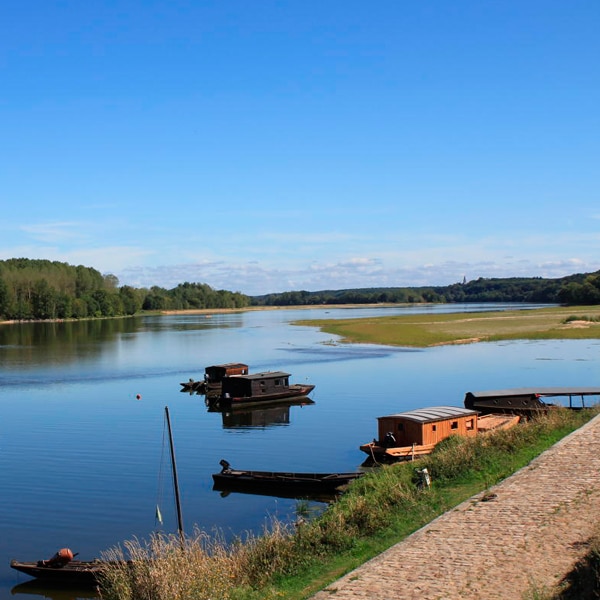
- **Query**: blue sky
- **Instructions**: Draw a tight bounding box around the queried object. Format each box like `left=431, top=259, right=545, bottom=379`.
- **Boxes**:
left=1, top=1, right=599, bottom=296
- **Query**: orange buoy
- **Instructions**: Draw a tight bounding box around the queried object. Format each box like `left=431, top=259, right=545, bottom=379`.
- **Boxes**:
left=45, top=548, right=74, bottom=567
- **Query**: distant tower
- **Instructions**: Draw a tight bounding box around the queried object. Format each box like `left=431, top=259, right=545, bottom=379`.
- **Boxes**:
left=462, top=276, right=467, bottom=285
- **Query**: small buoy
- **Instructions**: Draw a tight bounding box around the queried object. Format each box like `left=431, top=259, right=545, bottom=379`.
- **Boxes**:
left=136, top=394, right=142, bottom=400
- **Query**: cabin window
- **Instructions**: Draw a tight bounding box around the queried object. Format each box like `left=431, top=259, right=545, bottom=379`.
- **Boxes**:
left=466, top=418, right=474, bottom=430
left=451, top=421, right=458, bottom=430
left=274, top=379, right=281, bottom=386
left=396, top=423, right=404, bottom=432
left=432, top=425, right=437, bottom=432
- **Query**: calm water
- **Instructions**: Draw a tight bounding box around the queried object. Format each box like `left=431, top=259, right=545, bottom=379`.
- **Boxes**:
left=1, top=304, right=598, bottom=599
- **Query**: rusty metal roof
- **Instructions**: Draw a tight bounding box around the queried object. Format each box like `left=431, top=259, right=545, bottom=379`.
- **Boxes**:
left=380, top=405, right=477, bottom=423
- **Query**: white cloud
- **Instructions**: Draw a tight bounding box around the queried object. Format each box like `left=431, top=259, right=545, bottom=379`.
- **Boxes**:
left=116, top=256, right=600, bottom=296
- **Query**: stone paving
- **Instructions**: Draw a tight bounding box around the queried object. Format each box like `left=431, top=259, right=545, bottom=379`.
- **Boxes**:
left=311, top=414, right=600, bottom=600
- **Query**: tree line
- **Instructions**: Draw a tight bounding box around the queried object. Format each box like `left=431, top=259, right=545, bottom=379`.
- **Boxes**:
left=251, top=272, right=600, bottom=307
left=0, top=259, right=249, bottom=321
left=0, top=258, right=598, bottom=322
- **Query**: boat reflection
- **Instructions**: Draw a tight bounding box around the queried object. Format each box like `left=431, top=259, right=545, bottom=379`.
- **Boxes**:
left=11, top=579, right=99, bottom=599
left=212, top=480, right=338, bottom=504
left=206, top=398, right=315, bottom=429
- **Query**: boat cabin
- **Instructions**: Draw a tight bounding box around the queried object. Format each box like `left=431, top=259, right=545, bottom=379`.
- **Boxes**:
left=375, top=406, right=479, bottom=448
left=205, top=362, right=249, bottom=384
left=221, top=371, right=291, bottom=399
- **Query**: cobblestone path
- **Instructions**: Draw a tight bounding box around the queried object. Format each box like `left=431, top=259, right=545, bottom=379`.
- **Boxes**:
left=311, top=414, right=600, bottom=600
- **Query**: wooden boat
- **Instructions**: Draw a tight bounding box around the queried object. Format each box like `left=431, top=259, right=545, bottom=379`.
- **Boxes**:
left=181, top=362, right=249, bottom=394
left=10, top=556, right=109, bottom=585
left=219, top=371, right=315, bottom=405
left=10, top=406, right=185, bottom=587
left=464, top=387, right=600, bottom=415
left=212, top=459, right=363, bottom=496
left=360, top=406, right=520, bottom=463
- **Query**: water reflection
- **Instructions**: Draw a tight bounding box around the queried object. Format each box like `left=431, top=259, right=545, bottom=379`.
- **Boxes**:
left=207, top=398, right=316, bottom=429
left=213, top=481, right=338, bottom=504
left=11, top=580, right=98, bottom=599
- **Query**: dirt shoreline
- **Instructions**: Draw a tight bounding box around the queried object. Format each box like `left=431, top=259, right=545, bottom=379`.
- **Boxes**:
left=159, top=303, right=402, bottom=316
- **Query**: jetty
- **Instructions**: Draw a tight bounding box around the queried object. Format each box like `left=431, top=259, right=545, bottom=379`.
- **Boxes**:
left=312, top=412, right=600, bottom=599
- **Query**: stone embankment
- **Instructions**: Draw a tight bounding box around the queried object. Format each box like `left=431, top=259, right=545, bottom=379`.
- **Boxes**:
left=312, top=414, right=600, bottom=600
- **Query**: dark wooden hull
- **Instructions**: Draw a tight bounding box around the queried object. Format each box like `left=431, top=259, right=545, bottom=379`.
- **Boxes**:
left=10, top=559, right=108, bottom=585
left=220, top=383, right=315, bottom=404
left=212, top=466, right=363, bottom=496
left=464, top=387, right=600, bottom=414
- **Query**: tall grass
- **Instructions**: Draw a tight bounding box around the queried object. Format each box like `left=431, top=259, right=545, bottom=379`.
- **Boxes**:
left=98, top=408, right=598, bottom=600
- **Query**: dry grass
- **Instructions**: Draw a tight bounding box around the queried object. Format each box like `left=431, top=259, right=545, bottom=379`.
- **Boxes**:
left=99, top=529, right=246, bottom=600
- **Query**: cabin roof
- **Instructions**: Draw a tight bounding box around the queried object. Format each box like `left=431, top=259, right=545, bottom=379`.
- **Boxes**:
left=379, top=405, right=477, bottom=424
left=206, top=363, right=249, bottom=370
left=235, top=371, right=291, bottom=381
left=466, top=387, right=600, bottom=399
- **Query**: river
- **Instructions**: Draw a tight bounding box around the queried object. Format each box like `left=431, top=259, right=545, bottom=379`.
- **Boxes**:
left=1, top=304, right=598, bottom=599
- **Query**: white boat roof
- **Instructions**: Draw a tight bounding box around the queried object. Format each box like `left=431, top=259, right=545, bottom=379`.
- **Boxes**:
left=379, top=405, right=478, bottom=423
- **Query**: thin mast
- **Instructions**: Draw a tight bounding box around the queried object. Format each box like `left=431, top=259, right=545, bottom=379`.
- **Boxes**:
left=165, top=406, right=184, bottom=539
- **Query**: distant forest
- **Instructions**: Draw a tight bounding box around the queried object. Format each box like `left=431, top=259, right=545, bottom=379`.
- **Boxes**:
left=253, top=271, right=600, bottom=307
left=0, top=258, right=599, bottom=322
left=0, top=259, right=248, bottom=321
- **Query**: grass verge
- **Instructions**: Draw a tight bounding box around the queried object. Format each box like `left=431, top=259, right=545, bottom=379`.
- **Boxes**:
left=98, top=408, right=598, bottom=600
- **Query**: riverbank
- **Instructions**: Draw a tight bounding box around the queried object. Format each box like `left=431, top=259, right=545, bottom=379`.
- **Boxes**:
left=159, top=303, right=406, bottom=316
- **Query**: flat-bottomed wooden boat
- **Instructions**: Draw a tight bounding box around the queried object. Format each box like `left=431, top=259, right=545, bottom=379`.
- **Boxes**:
left=212, top=460, right=363, bottom=496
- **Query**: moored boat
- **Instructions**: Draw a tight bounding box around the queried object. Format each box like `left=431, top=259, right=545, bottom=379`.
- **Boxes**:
left=219, top=371, right=314, bottom=405
left=10, top=549, right=109, bottom=585
left=360, top=405, right=520, bottom=463
left=212, top=459, right=363, bottom=496
left=464, top=387, right=600, bottom=415
left=181, top=362, right=249, bottom=394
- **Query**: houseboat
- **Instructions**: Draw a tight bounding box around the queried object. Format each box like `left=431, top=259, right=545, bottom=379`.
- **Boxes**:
left=219, top=371, right=315, bottom=405
left=464, top=387, right=600, bottom=415
left=360, top=405, right=519, bottom=463
left=181, top=362, right=249, bottom=394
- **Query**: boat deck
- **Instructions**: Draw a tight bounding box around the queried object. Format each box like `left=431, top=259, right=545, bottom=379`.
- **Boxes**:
left=476, top=413, right=520, bottom=432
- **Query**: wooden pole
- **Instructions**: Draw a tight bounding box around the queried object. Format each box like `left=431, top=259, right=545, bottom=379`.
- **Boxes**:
left=165, top=406, right=184, bottom=541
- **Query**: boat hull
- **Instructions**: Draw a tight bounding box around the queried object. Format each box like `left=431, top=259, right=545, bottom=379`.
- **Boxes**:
left=220, top=384, right=315, bottom=405
left=212, top=465, right=363, bottom=496
left=10, top=560, right=108, bottom=585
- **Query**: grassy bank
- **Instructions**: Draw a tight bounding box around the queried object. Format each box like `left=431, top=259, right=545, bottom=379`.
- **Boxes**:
left=296, top=305, right=600, bottom=347
left=98, top=408, right=598, bottom=600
